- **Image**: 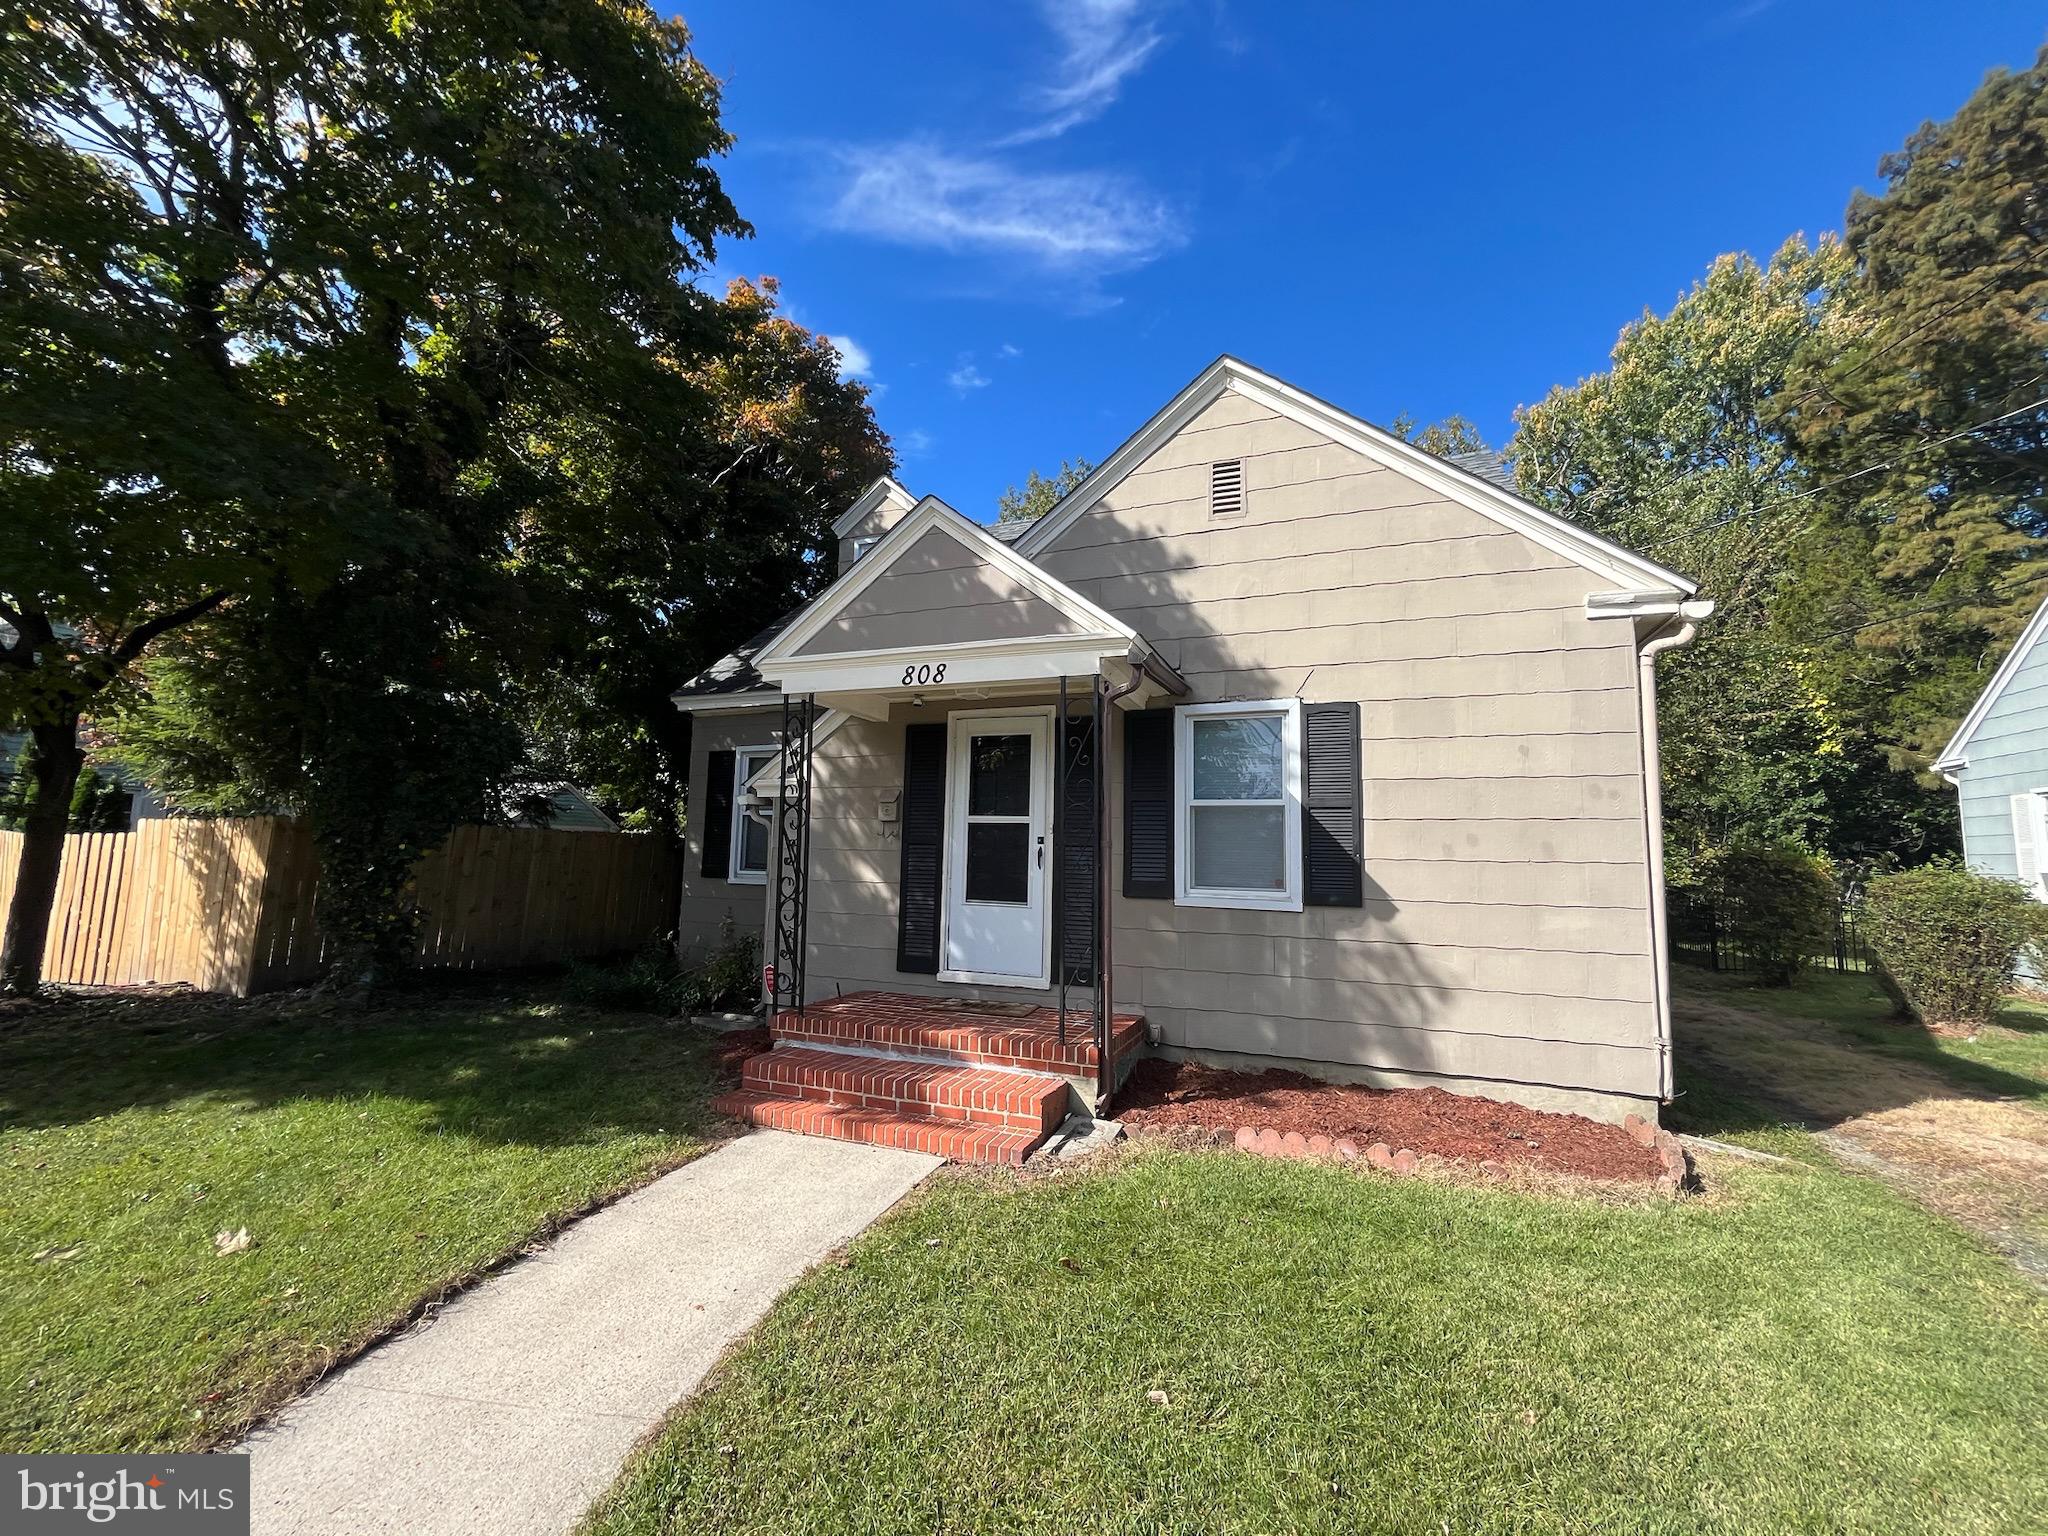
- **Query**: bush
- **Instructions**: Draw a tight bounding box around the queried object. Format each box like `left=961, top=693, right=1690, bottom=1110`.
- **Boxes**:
left=563, top=941, right=689, bottom=1014
left=1701, top=843, right=1839, bottom=985
left=1863, top=859, right=2047, bottom=1030
left=681, top=925, right=760, bottom=1013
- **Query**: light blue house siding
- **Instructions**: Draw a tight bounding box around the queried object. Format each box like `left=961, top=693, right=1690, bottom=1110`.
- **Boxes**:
left=1937, top=599, right=2048, bottom=983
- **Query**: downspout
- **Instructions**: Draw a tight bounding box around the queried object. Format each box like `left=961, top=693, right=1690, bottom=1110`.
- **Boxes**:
left=1637, top=600, right=1713, bottom=1102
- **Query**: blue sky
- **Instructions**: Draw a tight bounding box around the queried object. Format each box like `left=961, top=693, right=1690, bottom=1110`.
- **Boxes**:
left=682, top=1, right=2044, bottom=521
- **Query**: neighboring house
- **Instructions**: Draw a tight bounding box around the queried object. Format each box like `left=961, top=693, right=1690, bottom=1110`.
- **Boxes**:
left=1934, top=594, right=2048, bottom=900
left=502, top=782, right=620, bottom=833
left=671, top=357, right=1711, bottom=1160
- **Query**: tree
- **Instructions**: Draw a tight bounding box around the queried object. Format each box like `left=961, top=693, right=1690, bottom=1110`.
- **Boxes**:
left=1779, top=48, right=2048, bottom=768
left=997, top=458, right=1094, bottom=523
left=6, top=0, right=745, bottom=991
left=1390, top=413, right=1489, bottom=458
left=1509, top=238, right=1955, bottom=872
left=503, top=276, right=893, bottom=842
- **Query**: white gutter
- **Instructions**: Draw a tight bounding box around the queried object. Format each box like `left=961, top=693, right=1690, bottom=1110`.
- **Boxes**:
left=1636, top=598, right=1714, bottom=1102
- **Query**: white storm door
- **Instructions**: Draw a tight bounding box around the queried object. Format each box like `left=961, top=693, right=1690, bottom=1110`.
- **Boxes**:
left=942, top=710, right=1053, bottom=985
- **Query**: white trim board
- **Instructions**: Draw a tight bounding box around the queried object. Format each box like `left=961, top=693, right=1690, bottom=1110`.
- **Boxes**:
left=755, top=494, right=1139, bottom=675
left=830, top=475, right=917, bottom=538
left=1013, top=355, right=1699, bottom=599
left=1935, top=592, right=2048, bottom=773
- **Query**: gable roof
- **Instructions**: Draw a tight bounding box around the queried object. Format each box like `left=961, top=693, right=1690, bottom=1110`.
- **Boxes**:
left=831, top=475, right=917, bottom=538
left=1934, top=592, right=2048, bottom=773
left=755, top=493, right=1139, bottom=675
left=1013, top=356, right=1699, bottom=597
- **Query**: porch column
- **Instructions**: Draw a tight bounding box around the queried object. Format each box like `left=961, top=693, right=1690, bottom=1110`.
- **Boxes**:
left=769, top=693, right=816, bottom=1015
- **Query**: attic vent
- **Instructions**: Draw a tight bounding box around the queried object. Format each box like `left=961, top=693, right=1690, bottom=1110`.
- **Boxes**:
left=1210, top=458, right=1245, bottom=518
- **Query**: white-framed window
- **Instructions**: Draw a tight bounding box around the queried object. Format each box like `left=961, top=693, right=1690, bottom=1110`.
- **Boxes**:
left=850, top=535, right=880, bottom=561
left=2011, top=790, right=2048, bottom=901
left=729, top=746, right=777, bottom=884
left=1174, top=698, right=1302, bottom=912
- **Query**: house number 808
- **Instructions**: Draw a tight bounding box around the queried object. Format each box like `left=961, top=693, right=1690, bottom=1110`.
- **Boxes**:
left=902, top=663, right=947, bottom=686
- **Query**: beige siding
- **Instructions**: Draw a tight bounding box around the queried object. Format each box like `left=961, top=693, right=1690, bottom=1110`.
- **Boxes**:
left=677, top=708, right=778, bottom=962
left=1029, top=388, right=1660, bottom=1102
left=798, top=527, right=1088, bottom=655
left=836, top=494, right=916, bottom=572
left=802, top=698, right=1094, bottom=1013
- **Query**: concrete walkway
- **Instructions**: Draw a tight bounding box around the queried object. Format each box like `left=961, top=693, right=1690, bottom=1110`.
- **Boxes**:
left=242, top=1131, right=941, bottom=1536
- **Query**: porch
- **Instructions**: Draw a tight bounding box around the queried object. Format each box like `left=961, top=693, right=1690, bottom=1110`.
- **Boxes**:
left=713, top=990, right=1149, bottom=1165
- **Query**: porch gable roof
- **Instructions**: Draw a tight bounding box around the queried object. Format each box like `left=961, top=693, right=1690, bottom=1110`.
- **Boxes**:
left=752, top=495, right=1146, bottom=696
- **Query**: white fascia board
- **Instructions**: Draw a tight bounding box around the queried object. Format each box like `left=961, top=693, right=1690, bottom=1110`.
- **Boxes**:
left=758, top=494, right=1136, bottom=670
left=830, top=475, right=917, bottom=537
left=1933, top=593, right=2048, bottom=772
left=767, top=634, right=1134, bottom=697
left=742, top=709, right=854, bottom=800
left=1586, top=591, right=1717, bottom=621
left=671, top=695, right=785, bottom=715
left=1015, top=356, right=1699, bottom=599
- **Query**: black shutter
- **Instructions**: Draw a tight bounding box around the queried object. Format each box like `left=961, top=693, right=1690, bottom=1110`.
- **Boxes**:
left=1123, top=708, right=1174, bottom=899
left=1303, top=702, right=1364, bottom=907
left=896, top=722, right=947, bottom=974
left=700, top=749, right=735, bottom=879
left=1055, top=713, right=1097, bottom=985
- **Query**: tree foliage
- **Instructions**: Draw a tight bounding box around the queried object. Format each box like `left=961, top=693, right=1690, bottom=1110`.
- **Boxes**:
left=997, top=458, right=1094, bottom=523
left=1390, top=412, right=1489, bottom=458
left=2, top=0, right=757, bottom=989
left=1509, top=239, right=1955, bottom=871
left=1778, top=47, right=2048, bottom=768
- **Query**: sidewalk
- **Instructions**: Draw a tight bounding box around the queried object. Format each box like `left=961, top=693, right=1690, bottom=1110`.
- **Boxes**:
left=242, top=1131, right=941, bottom=1535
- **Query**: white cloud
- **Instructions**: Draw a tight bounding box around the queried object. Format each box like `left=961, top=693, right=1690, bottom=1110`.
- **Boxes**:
left=825, top=334, right=875, bottom=380
left=899, top=428, right=936, bottom=457
left=999, top=0, right=1164, bottom=145
left=999, top=342, right=1023, bottom=359
left=948, top=359, right=991, bottom=393
left=826, top=142, right=1184, bottom=276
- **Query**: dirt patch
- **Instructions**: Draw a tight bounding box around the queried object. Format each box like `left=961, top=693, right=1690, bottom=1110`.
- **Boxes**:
left=708, top=1026, right=771, bottom=1076
left=1115, top=1058, right=1662, bottom=1184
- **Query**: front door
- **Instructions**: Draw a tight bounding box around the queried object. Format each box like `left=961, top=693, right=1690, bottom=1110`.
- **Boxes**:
left=943, top=709, right=1053, bottom=985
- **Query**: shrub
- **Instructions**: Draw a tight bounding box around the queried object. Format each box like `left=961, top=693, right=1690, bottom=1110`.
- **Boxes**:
left=1863, top=859, right=2047, bottom=1030
left=1701, top=842, right=1839, bottom=986
left=563, top=940, right=688, bottom=1014
left=681, top=926, right=760, bottom=1013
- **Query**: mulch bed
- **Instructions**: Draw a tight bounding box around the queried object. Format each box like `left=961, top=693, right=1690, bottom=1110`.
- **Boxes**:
left=1115, top=1057, right=1663, bottom=1183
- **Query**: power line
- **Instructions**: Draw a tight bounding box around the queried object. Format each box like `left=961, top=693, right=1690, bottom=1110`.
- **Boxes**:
left=1556, top=268, right=2021, bottom=520
left=1643, top=385, right=2048, bottom=552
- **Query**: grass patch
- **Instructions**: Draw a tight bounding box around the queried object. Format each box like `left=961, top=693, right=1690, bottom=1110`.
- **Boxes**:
left=586, top=1145, right=2048, bottom=1536
left=0, top=982, right=732, bottom=1452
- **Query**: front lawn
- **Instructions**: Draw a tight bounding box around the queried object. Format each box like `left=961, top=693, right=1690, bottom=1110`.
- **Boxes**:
left=585, top=1145, right=2048, bottom=1536
left=0, top=982, right=736, bottom=1452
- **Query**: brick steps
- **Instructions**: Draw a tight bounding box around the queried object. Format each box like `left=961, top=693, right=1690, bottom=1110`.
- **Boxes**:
left=743, top=1047, right=1066, bottom=1134
left=772, top=995, right=1145, bottom=1075
left=711, top=1089, right=1044, bottom=1165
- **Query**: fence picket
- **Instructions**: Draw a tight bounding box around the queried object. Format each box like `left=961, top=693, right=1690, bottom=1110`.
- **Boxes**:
left=0, top=819, right=673, bottom=996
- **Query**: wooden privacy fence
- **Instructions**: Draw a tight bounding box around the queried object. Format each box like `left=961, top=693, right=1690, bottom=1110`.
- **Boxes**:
left=0, top=816, right=677, bottom=996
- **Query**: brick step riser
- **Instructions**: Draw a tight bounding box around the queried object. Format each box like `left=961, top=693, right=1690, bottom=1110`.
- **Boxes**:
left=769, top=1017, right=1144, bottom=1077
left=740, top=1063, right=1058, bottom=1134
left=711, top=1091, right=1041, bottom=1166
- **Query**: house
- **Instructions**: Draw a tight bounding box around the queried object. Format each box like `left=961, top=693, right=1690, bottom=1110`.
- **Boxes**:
left=670, top=357, right=1711, bottom=1162
left=1934, top=593, right=2048, bottom=901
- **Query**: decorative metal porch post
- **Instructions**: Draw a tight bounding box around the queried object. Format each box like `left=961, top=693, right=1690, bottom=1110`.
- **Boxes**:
left=769, top=693, right=816, bottom=1016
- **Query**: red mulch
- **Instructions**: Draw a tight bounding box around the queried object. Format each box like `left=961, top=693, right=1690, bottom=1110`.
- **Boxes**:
left=1114, top=1058, right=1661, bottom=1183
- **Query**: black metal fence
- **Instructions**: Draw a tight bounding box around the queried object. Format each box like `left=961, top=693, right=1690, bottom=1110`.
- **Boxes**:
left=1667, top=887, right=1874, bottom=975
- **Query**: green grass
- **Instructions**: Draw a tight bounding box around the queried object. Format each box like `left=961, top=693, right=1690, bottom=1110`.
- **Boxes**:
left=0, top=982, right=732, bottom=1452
left=1684, top=966, right=2048, bottom=1088
left=585, top=1146, right=2048, bottom=1536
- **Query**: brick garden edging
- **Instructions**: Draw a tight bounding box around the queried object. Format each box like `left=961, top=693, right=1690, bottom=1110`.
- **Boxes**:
left=1127, top=1112, right=1695, bottom=1196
